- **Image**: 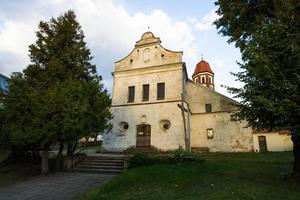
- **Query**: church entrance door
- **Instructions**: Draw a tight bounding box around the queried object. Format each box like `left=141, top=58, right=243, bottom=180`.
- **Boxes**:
left=258, top=136, right=268, bottom=152
left=136, top=124, right=151, bottom=147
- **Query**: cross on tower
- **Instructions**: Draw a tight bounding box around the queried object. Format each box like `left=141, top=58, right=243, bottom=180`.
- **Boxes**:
left=147, top=26, right=150, bottom=31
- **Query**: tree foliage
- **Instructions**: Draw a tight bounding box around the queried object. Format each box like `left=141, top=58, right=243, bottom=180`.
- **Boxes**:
left=2, top=10, right=112, bottom=174
left=214, top=0, right=300, bottom=178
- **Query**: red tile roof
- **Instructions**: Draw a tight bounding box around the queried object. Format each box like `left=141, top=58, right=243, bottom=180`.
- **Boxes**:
left=192, top=60, right=214, bottom=77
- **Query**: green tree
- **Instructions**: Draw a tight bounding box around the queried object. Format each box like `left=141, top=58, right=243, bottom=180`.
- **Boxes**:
left=3, top=10, right=112, bottom=175
left=214, top=0, right=300, bottom=179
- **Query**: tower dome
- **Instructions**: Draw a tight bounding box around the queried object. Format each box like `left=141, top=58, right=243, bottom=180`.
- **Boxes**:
left=192, top=59, right=215, bottom=90
left=193, top=60, right=214, bottom=76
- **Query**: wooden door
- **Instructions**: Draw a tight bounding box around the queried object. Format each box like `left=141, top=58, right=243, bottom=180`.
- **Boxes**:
left=258, top=136, right=268, bottom=152
left=136, top=124, right=151, bottom=147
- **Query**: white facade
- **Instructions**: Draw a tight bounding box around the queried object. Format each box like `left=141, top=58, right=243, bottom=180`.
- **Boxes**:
left=102, top=32, right=292, bottom=153
left=102, top=32, right=187, bottom=152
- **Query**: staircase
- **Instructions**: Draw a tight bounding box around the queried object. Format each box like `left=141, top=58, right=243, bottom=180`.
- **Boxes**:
left=73, top=156, right=125, bottom=174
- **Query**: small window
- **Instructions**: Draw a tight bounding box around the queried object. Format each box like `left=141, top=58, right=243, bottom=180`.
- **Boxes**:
left=207, top=129, right=214, bottom=139
left=202, top=77, right=205, bottom=83
left=142, top=84, right=150, bottom=101
left=128, top=86, right=135, bottom=103
left=119, top=121, right=129, bottom=132
left=160, top=120, right=171, bottom=131
left=157, top=82, right=165, bottom=100
left=205, top=104, right=212, bottom=112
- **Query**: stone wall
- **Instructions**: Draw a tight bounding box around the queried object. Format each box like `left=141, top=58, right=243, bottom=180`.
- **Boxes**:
left=191, top=112, right=253, bottom=152
left=103, top=32, right=186, bottom=152
left=253, top=132, right=292, bottom=152
left=186, top=80, right=254, bottom=152
left=102, top=102, right=186, bottom=152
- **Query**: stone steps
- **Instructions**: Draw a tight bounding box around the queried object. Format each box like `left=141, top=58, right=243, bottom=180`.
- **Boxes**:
left=73, top=156, right=125, bottom=174
left=76, top=164, right=123, bottom=170
left=74, top=168, right=123, bottom=174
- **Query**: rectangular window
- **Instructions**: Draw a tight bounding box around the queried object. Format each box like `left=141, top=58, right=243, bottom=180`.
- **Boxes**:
left=207, top=128, right=214, bottom=139
left=142, top=84, right=150, bottom=101
left=205, top=104, right=212, bottom=112
left=128, top=86, right=135, bottom=103
left=157, top=82, right=165, bottom=100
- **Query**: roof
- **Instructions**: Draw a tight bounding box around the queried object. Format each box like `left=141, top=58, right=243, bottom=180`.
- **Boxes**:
left=192, top=59, right=214, bottom=77
left=187, top=79, right=240, bottom=105
left=0, top=73, right=10, bottom=80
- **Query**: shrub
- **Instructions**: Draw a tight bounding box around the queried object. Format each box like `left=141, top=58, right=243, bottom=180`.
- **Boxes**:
left=127, top=148, right=205, bottom=169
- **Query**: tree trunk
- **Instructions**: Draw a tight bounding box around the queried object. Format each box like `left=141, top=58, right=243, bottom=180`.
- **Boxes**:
left=67, top=143, right=71, bottom=156
left=292, top=140, right=300, bottom=180
left=72, top=140, right=78, bottom=155
left=41, top=145, right=49, bottom=176
left=291, top=129, right=300, bottom=181
left=55, top=143, right=64, bottom=172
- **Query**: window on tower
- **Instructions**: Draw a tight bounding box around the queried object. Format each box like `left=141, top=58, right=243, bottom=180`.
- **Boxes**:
left=201, top=76, right=205, bottom=83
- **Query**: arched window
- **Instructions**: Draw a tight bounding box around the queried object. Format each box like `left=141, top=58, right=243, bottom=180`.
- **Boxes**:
left=202, top=77, right=205, bottom=83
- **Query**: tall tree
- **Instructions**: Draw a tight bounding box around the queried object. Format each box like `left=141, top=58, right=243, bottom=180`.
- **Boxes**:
left=3, top=10, right=112, bottom=175
left=214, top=0, right=300, bottom=179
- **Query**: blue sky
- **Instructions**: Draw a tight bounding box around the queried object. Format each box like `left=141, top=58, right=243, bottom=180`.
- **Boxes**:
left=0, top=0, right=243, bottom=97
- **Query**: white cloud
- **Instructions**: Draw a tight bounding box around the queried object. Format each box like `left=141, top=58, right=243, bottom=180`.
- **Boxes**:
left=194, top=9, right=219, bottom=31
left=0, top=0, right=196, bottom=84
left=211, top=58, right=224, bottom=69
left=0, top=0, right=238, bottom=98
left=0, top=20, right=36, bottom=56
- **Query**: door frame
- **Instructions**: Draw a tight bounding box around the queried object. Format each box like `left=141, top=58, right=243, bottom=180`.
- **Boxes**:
left=136, top=124, right=151, bottom=147
left=258, top=135, right=268, bottom=152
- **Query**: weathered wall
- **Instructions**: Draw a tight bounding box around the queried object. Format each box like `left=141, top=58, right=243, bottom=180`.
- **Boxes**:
left=103, top=32, right=186, bottom=152
left=115, top=32, right=182, bottom=72
left=185, top=80, right=237, bottom=113
left=102, top=102, right=186, bottom=152
left=112, top=64, right=183, bottom=105
left=191, top=113, right=253, bottom=152
left=253, top=133, right=292, bottom=152
left=186, top=80, right=254, bottom=152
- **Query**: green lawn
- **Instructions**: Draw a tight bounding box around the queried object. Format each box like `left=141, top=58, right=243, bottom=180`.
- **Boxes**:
left=77, top=152, right=300, bottom=200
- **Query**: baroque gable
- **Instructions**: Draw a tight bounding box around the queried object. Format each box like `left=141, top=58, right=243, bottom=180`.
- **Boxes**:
left=115, top=32, right=183, bottom=72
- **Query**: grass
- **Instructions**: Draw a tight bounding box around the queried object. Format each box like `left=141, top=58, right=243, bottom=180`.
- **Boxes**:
left=77, top=152, right=300, bottom=200
left=0, top=158, right=41, bottom=187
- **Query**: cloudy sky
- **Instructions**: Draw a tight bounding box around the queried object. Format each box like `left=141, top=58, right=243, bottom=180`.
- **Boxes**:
left=0, top=0, right=243, bottom=97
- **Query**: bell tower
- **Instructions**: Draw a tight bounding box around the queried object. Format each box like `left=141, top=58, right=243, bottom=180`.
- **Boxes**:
left=192, top=58, right=214, bottom=90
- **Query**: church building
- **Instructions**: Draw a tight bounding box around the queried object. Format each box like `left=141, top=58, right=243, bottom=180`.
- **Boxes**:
left=102, top=32, right=292, bottom=153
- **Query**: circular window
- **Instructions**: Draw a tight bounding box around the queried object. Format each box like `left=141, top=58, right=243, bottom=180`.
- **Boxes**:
left=159, top=120, right=171, bottom=131
left=119, top=121, right=129, bottom=132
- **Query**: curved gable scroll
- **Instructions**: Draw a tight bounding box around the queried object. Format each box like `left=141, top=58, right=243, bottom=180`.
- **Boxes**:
left=115, top=32, right=183, bottom=72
